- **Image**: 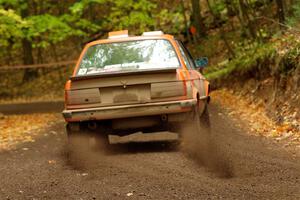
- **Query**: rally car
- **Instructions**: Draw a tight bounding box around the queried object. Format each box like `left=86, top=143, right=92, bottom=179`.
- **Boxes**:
left=62, top=30, right=210, bottom=145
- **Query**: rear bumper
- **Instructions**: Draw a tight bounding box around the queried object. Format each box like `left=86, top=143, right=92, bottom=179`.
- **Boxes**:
left=62, top=99, right=197, bottom=122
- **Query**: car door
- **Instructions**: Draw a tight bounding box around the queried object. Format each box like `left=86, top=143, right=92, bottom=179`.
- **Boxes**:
left=176, top=41, right=208, bottom=100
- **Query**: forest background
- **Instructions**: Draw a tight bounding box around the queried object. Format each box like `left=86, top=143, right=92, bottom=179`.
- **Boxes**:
left=0, top=0, right=299, bottom=101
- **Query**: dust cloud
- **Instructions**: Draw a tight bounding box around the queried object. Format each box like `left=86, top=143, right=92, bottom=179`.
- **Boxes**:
left=63, top=121, right=234, bottom=178
left=64, top=135, right=109, bottom=171
left=180, top=121, right=234, bottom=178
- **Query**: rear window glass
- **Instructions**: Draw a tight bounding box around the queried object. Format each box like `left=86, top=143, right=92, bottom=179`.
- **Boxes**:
left=77, top=39, right=180, bottom=75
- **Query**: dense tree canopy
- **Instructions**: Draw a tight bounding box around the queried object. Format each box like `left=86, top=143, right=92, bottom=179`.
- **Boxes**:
left=0, top=0, right=298, bottom=72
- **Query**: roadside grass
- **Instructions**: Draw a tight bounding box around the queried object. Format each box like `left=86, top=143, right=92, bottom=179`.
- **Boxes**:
left=204, top=42, right=276, bottom=81
left=204, top=34, right=300, bottom=82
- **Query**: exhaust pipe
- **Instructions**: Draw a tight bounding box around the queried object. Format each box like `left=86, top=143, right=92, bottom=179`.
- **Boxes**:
left=88, top=121, right=97, bottom=130
left=161, top=114, right=168, bottom=122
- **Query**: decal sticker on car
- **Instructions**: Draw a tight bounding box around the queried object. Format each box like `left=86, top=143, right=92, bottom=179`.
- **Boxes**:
left=78, top=68, right=87, bottom=75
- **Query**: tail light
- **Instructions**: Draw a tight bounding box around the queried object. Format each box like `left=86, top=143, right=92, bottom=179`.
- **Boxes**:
left=64, top=80, right=71, bottom=107
left=65, top=89, right=101, bottom=105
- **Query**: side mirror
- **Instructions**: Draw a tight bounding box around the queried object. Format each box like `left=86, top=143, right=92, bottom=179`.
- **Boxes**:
left=195, top=57, right=208, bottom=68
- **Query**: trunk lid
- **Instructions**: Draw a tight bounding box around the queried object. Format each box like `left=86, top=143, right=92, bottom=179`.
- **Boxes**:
left=65, top=69, right=186, bottom=110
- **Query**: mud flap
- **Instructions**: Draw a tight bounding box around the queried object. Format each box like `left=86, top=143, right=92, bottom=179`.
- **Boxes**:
left=108, top=131, right=179, bottom=144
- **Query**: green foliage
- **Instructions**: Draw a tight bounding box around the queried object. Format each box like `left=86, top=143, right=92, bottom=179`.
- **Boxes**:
left=108, top=0, right=156, bottom=32
left=0, top=9, right=88, bottom=49
left=0, top=0, right=27, bottom=9
left=287, top=0, right=300, bottom=26
left=0, top=1, right=102, bottom=50
left=205, top=27, right=300, bottom=82
left=70, top=0, right=157, bottom=33
left=0, top=8, right=26, bottom=47
left=0, top=0, right=297, bottom=100
left=278, top=37, right=300, bottom=74
left=69, top=0, right=106, bottom=15
left=0, top=0, right=293, bottom=67
left=60, top=14, right=100, bottom=36
left=26, top=14, right=75, bottom=48
left=156, top=8, right=184, bottom=34
left=208, top=0, right=226, bottom=16
left=205, top=42, right=276, bottom=80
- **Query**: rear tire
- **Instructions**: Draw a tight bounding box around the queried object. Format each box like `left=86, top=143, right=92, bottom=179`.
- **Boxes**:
left=179, top=101, right=210, bottom=136
left=199, top=104, right=210, bottom=130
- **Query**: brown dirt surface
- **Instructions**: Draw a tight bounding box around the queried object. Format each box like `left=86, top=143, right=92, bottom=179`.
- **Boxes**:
left=0, top=102, right=299, bottom=199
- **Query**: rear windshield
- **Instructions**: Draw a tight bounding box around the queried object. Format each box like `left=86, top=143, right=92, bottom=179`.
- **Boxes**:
left=77, top=39, right=180, bottom=75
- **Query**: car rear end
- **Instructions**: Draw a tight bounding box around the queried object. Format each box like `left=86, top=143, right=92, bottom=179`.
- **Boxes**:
left=62, top=31, right=197, bottom=142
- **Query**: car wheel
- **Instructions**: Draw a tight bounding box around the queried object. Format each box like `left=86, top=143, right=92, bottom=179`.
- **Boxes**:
left=199, top=104, right=211, bottom=130
left=178, top=104, right=201, bottom=134
left=184, top=101, right=210, bottom=133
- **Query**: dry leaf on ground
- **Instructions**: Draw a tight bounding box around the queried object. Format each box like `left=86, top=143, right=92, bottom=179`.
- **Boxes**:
left=0, top=113, right=63, bottom=151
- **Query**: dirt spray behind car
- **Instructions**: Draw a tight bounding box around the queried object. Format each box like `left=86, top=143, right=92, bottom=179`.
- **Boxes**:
left=179, top=105, right=234, bottom=178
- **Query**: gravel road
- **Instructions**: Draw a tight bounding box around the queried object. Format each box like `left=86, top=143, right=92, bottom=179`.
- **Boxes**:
left=0, top=104, right=299, bottom=200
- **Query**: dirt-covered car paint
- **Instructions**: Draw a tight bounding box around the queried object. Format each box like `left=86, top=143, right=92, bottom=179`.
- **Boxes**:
left=62, top=31, right=210, bottom=139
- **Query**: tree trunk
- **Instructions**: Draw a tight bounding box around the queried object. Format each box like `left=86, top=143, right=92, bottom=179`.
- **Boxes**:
left=224, top=0, right=235, bottom=30
left=276, top=0, right=285, bottom=30
left=5, top=39, right=13, bottom=65
left=22, top=39, right=37, bottom=82
left=206, top=0, right=235, bottom=58
left=206, top=0, right=221, bottom=27
left=224, top=0, right=235, bottom=16
left=238, top=0, right=256, bottom=39
left=191, top=0, right=206, bottom=39
left=180, top=0, right=191, bottom=43
left=21, top=1, right=37, bottom=82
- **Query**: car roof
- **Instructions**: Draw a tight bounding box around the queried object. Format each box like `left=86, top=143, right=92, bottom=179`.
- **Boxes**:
left=85, top=30, right=175, bottom=47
